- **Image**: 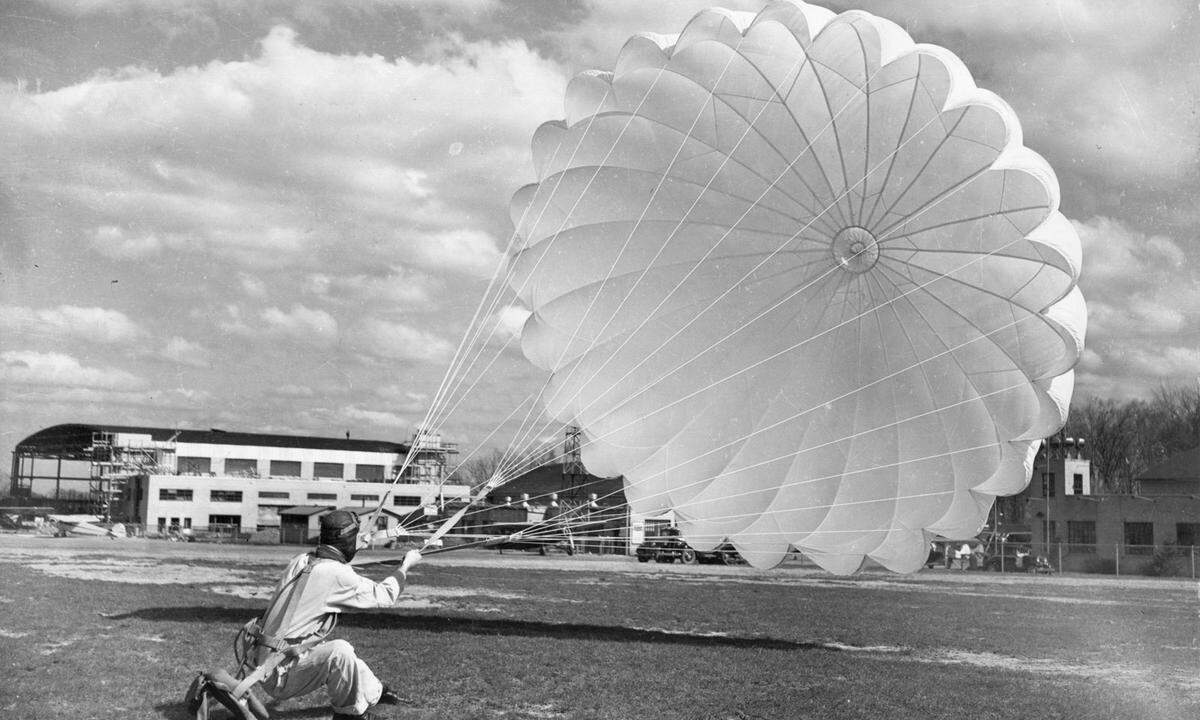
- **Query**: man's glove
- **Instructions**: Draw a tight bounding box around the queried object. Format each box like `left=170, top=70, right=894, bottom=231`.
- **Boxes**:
left=399, top=549, right=422, bottom=574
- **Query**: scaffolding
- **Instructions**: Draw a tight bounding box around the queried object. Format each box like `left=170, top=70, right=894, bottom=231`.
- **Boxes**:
left=398, top=428, right=459, bottom=483
left=86, top=431, right=174, bottom=520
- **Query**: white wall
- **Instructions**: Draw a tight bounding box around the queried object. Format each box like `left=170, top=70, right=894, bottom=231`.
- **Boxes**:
left=168, top=441, right=404, bottom=480
left=138, top=474, right=470, bottom=531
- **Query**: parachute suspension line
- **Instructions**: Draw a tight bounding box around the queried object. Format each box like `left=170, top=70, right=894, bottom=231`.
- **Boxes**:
left=366, top=68, right=640, bottom=534
left=417, top=96, right=617, bottom=441
left=361, top=142, right=560, bottom=535
left=497, top=36, right=867, bottom=475
left=397, top=382, right=1025, bottom=549
left=421, top=60, right=681, bottom=510
left=388, top=387, right=547, bottom=537
left=383, top=62, right=691, bottom=545
left=457, top=440, right=995, bottom=547
left=491, top=176, right=1059, bottom=519
left=499, top=42, right=753, bottom=466
left=507, top=47, right=914, bottom=466
left=505, top=85, right=944, bottom=473
left=522, top=117, right=1042, bottom=474
left=486, top=52, right=763, bottom=485
left=483, top=369, right=1034, bottom=545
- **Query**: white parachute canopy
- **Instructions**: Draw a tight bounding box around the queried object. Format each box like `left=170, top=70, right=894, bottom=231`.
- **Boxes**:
left=506, top=1, right=1085, bottom=574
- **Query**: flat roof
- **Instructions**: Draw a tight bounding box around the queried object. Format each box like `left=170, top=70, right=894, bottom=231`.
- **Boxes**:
left=15, top=423, right=410, bottom=455
left=1137, top=446, right=1200, bottom=481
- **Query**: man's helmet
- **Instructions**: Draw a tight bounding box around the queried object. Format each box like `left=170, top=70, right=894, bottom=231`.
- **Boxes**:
left=319, top=510, right=361, bottom=560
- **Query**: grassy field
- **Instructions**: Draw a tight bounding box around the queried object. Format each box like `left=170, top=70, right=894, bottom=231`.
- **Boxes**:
left=0, top=537, right=1197, bottom=720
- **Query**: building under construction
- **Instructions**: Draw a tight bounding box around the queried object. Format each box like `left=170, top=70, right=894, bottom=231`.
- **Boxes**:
left=8, top=424, right=464, bottom=530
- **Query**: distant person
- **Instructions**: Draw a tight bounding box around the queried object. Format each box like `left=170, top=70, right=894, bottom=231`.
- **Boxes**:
left=957, top=543, right=972, bottom=571
left=190, top=510, right=422, bottom=720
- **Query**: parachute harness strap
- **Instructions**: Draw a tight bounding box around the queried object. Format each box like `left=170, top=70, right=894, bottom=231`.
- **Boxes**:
left=231, top=556, right=338, bottom=699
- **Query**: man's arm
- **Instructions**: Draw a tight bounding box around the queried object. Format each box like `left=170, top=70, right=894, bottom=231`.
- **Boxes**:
left=331, top=550, right=423, bottom=610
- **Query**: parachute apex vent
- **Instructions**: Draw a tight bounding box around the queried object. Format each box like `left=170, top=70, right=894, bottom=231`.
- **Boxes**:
left=831, top=227, right=880, bottom=274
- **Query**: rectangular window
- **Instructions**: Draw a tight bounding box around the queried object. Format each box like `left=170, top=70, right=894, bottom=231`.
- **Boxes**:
left=159, top=488, right=193, bottom=501
left=269, top=460, right=301, bottom=477
left=1067, top=520, right=1095, bottom=550
left=1177, top=523, right=1200, bottom=548
left=177, top=456, right=211, bottom=474
left=208, top=511, right=241, bottom=535
left=350, top=494, right=379, bottom=503
left=258, top=491, right=290, bottom=500
left=210, top=490, right=243, bottom=503
left=307, top=493, right=337, bottom=502
left=157, top=517, right=166, bottom=531
left=225, top=458, right=258, bottom=476
left=355, top=464, right=385, bottom=481
left=1124, top=522, right=1153, bottom=554
left=393, top=495, right=421, bottom=507
left=1072, top=473, right=1084, bottom=495
left=313, top=462, right=344, bottom=479
left=1040, top=472, right=1056, bottom=497
left=183, top=518, right=192, bottom=529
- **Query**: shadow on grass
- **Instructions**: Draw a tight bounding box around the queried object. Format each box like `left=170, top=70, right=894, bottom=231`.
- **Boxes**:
left=154, top=700, right=327, bottom=720
left=115, top=606, right=827, bottom=652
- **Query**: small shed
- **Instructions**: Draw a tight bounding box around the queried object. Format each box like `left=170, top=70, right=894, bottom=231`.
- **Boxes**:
left=279, top=505, right=333, bottom=544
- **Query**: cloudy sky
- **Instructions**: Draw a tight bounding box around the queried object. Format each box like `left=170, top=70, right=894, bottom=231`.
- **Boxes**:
left=1, top=0, right=1197, bottom=478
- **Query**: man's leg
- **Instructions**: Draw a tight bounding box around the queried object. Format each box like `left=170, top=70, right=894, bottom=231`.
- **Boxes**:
left=264, top=639, right=383, bottom=716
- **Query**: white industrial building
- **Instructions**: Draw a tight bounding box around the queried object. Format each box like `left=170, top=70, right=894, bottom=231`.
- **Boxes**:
left=9, top=423, right=468, bottom=537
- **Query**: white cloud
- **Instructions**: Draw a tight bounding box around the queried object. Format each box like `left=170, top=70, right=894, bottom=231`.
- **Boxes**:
left=356, top=318, right=453, bottom=362
left=239, top=273, right=269, bottom=299
left=306, top=268, right=434, bottom=307
left=1, top=26, right=565, bottom=272
left=1121, top=346, right=1200, bottom=379
left=1076, top=217, right=1195, bottom=299
left=338, top=406, right=413, bottom=429
left=405, top=228, right=505, bottom=278
left=0, top=304, right=142, bottom=344
left=161, top=336, right=210, bottom=367
left=378, top=384, right=429, bottom=411
left=272, top=384, right=316, bottom=399
left=33, top=0, right=501, bottom=17
left=491, top=304, right=531, bottom=343
left=260, top=304, right=338, bottom=343
left=90, top=225, right=164, bottom=259
left=1069, top=216, right=1199, bottom=398
left=0, top=350, right=143, bottom=389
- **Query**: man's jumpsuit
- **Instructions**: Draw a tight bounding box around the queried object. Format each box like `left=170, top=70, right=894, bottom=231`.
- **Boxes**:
left=253, top=550, right=404, bottom=716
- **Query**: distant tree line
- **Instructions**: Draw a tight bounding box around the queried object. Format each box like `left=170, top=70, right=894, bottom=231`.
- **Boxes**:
left=1064, top=383, right=1200, bottom=493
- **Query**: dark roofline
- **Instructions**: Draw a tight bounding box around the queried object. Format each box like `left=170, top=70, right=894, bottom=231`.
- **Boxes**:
left=1137, top=446, right=1200, bottom=481
left=486, top=462, right=625, bottom=504
left=15, top=423, right=410, bottom=455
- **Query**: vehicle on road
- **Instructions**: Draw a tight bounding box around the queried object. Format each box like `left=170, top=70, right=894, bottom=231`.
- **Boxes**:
left=635, top=528, right=744, bottom=565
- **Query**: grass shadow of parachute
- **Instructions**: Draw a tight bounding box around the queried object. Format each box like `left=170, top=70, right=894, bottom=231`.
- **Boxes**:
left=506, top=1, right=1085, bottom=574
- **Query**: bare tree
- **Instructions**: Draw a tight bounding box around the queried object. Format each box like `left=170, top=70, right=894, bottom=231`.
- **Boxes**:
left=449, top=448, right=506, bottom=493
left=1066, top=396, right=1142, bottom=493
left=450, top=444, right=561, bottom=493
left=1149, top=382, right=1200, bottom=457
left=1066, top=382, right=1200, bottom=493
